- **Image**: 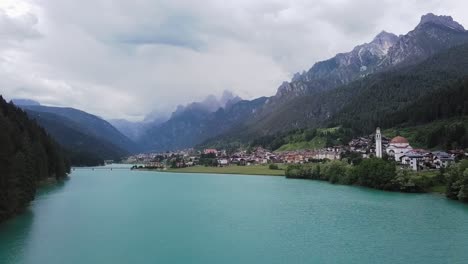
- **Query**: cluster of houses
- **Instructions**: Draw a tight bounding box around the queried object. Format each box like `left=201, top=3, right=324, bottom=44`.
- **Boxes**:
left=125, top=127, right=466, bottom=172
left=374, top=128, right=459, bottom=171
left=346, top=128, right=462, bottom=171
left=125, top=146, right=344, bottom=169
left=275, top=148, right=342, bottom=164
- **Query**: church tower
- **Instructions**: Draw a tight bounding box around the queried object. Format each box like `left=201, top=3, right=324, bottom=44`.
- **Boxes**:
left=375, top=127, right=382, bottom=158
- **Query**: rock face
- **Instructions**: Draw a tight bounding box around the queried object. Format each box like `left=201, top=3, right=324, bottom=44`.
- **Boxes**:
left=270, top=14, right=467, bottom=104
left=274, top=31, right=399, bottom=101
left=382, top=14, right=467, bottom=66
left=419, top=13, right=465, bottom=31
left=201, top=13, right=468, bottom=144
left=140, top=14, right=468, bottom=150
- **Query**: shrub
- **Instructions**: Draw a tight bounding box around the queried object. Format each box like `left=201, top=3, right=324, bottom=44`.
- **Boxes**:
left=269, top=164, right=279, bottom=170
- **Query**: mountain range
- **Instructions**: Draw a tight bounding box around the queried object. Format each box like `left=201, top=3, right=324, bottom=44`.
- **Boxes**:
left=6, top=13, right=468, bottom=157
left=139, top=13, right=468, bottom=151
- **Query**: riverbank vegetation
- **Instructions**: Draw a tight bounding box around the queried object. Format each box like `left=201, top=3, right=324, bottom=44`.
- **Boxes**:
left=0, top=96, right=71, bottom=222
left=445, top=160, right=468, bottom=203
left=286, top=159, right=442, bottom=193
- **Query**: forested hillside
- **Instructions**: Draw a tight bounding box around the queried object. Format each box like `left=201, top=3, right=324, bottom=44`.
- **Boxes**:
left=26, top=111, right=128, bottom=166
left=329, top=43, right=468, bottom=133
left=0, top=96, right=70, bottom=222
left=201, top=42, right=468, bottom=151
left=381, top=79, right=468, bottom=150
left=20, top=105, right=138, bottom=153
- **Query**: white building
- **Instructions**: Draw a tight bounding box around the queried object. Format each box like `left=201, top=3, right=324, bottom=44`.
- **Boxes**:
left=218, top=159, right=229, bottom=166
left=375, top=127, right=382, bottom=158
left=386, top=136, right=413, bottom=161
left=400, top=152, right=425, bottom=171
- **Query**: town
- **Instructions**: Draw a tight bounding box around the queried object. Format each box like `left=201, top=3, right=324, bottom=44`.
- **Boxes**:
left=125, top=128, right=467, bottom=172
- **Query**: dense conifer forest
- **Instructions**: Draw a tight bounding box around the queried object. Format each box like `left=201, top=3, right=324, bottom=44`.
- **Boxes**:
left=0, top=96, right=70, bottom=222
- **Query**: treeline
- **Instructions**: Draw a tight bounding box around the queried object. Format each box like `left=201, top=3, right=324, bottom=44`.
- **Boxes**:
left=446, top=160, right=468, bottom=203
left=424, top=122, right=468, bottom=150
left=250, top=127, right=354, bottom=151
left=285, top=159, right=439, bottom=193
left=198, top=153, right=218, bottom=167
left=286, top=159, right=468, bottom=203
left=330, top=44, right=468, bottom=136
left=0, top=96, right=70, bottom=222
left=384, top=79, right=468, bottom=127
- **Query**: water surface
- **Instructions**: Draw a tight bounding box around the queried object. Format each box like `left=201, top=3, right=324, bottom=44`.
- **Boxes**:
left=1, top=165, right=468, bottom=264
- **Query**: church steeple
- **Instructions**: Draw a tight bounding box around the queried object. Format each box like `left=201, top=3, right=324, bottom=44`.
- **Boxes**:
left=375, top=127, right=383, bottom=158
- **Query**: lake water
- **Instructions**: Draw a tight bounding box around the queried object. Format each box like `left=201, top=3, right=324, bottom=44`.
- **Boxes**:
left=1, top=165, right=468, bottom=264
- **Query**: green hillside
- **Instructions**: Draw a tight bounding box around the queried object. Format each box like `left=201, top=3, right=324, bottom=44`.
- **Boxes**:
left=383, top=117, right=468, bottom=150
left=330, top=44, right=468, bottom=134
left=251, top=127, right=352, bottom=151
left=26, top=111, right=128, bottom=166
left=202, top=43, right=468, bottom=150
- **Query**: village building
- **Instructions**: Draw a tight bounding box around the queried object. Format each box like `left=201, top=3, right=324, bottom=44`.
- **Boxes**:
left=203, top=149, right=218, bottom=155
left=375, top=128, right=383, bottom=158
left=400, top=150, right=428, bottom=171
left=386, top=136, right=413, bottom=161
left=432, top=151, right=455, bottom=169
left=217, top=158, right=229, bottom=166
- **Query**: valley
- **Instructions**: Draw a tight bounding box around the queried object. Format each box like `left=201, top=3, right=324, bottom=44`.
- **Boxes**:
left=2, top=6, right=468, bottom=264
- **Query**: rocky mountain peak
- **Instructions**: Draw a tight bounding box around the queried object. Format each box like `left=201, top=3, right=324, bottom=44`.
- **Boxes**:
left=371, top=31, right=399, bottom=44
left=418, top=13, right=465, bottom=31
left=369, top=30, right=399, bottom=55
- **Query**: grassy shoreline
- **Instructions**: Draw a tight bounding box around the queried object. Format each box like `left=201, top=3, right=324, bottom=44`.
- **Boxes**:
left=138, top=164, right=449, bottom=194
left=141, top=165, right=286, bottom=176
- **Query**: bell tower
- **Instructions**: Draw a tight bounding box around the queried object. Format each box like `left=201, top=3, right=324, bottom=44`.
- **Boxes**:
left=375, top=127, right=382, bottom=158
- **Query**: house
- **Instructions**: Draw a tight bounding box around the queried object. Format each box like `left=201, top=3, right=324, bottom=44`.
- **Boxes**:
left=401, top=151, right=427, bottom=171
left=204, top=149, right=218, bottom=155
left=432, top=151, right=455, bottom=169
left=218, top=158, right=229, bottom=166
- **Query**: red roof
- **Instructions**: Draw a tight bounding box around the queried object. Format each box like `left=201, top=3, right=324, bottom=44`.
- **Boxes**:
left=390, top=136, right=409, bottom=144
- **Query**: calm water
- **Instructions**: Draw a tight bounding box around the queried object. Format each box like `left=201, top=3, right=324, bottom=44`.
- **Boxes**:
left=1, top=165, right=468, bottom=264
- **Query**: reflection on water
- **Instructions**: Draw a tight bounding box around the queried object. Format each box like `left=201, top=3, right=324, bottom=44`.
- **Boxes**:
left=1, top=168, right=468, bottom=264
left=0, top=179, right=68, bottom=264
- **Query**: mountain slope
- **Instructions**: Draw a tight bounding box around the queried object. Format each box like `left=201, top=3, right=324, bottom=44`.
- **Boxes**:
left=138, top=97, right=267, bottom=151
left=109, top=119, right=152, bottom=142
left=26, top=110, right=128, bottom=165
left=270, top=14, right=468, bottom=105
left=329, top=42, right=468, bottom=134
left=382, top=13, right=467, bottom=67
left=204, top=37, right=468, bottom=149
left=18, top=105, right=138, bottom=153
left=207, top=14, right=468, bottom=142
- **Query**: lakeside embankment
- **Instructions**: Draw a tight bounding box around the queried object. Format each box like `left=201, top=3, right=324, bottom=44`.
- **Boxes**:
left=141, top=165, right=286, bottom=176
left=146, top=161, right=452, bottom=195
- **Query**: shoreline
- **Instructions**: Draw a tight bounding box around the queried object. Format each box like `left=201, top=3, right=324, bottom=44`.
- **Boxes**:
left=135, top=165, right=285, bottom=176
left=136, top=166, right=450, bottom=196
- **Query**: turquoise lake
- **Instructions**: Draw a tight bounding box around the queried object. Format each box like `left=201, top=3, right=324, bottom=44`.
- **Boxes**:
left=1, top=165, right=468, bottom=264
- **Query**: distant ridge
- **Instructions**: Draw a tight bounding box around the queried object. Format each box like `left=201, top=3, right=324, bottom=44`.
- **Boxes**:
left=199, top=13, right=468, bottom=147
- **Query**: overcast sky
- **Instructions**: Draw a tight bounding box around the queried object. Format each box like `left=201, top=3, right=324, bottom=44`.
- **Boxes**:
left=0, top=0, right=467, bottom=121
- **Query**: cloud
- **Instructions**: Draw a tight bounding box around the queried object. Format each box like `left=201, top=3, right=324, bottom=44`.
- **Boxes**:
left=0, top=10, right=41, bottom=46
left=1, top=0, right=468, bottom=120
